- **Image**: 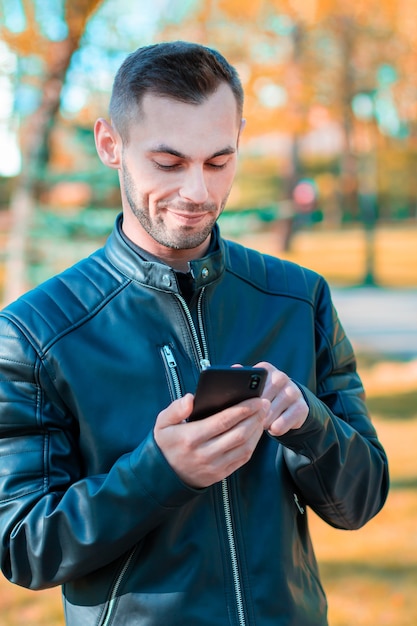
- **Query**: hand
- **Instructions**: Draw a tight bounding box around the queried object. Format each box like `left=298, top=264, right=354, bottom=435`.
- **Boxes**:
left=255, top=361, right=309, bottom=437
left=154, top=393, right=270, bottom=489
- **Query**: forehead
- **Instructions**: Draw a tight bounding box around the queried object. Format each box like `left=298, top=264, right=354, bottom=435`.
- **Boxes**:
left=126, top=83, right=241, bottom=154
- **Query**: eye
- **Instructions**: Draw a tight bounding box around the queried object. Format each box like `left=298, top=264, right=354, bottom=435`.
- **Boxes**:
left=206, top=159, right=229, bottom=170
left=207, top=163, right=227, bottom=170
left=153, top=161, right=182, bottom=171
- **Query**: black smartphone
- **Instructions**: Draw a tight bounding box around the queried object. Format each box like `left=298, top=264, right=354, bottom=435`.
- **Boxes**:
left=188, top=366, right=268, bottom=421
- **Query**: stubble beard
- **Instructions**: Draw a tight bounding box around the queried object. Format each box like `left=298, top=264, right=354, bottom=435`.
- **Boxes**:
left=122, top=163, right=226, bottom=250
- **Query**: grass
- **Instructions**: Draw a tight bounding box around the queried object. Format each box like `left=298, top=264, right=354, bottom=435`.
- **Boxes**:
left=0, top=222, right=416, bottom=624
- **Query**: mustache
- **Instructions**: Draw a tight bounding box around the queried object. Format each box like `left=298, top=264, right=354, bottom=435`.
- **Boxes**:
left=157, top=201, right=218, bottom=213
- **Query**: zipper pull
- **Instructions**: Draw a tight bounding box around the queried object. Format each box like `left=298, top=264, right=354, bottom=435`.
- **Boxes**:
left=294, top=493, right=305, bottom=514
left=200, top=358, right=211, bottom=370
left=163, top=345, right=177, bottom=367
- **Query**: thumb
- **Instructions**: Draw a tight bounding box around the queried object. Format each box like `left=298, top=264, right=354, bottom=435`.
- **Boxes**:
left=157, top=393, right=194, bottom=427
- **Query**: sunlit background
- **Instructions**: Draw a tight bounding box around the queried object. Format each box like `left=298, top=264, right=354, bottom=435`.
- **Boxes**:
left=0, top=1, right=416, bottom=625
left=1, top=0, right=417, bottom=299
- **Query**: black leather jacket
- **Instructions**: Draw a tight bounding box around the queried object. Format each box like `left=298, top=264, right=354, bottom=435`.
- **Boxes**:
left=0, top=217, right=388, bottom=625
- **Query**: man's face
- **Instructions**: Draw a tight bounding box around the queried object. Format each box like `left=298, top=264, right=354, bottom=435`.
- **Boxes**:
left=116, top=83, right=242, bottom=259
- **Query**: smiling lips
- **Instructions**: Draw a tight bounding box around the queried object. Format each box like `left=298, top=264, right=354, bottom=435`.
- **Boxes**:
left=167, top=207, right=213, bottom=225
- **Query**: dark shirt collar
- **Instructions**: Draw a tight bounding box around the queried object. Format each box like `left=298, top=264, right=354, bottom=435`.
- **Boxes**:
left=116, top=217, right=220, bottom=300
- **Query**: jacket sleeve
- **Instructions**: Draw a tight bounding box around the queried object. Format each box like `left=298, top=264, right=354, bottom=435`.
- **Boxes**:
left=277, top=278, right=389, bottom=530
left=0, top=315, right=201, bottom=590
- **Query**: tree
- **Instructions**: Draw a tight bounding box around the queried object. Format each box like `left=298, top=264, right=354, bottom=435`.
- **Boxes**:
left=1, top=0, right=102, bottom=304
left=160, top=0, right=417, bottom=223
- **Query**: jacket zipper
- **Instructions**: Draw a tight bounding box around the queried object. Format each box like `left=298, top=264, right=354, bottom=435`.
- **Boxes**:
left=162, top=289, right=210, bottom=398
left=176, top=288, right=211, bottom=371
left=222, top=478, right=247, bottom=626
left=163, top=287, right=248, bottom=626
left=100, top=287, right=246, bottom=625
left=99, top=547, right=137, bottom=626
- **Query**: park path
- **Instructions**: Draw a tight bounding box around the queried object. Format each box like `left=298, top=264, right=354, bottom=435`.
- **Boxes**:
left=332, top=287, right=417, bottom=359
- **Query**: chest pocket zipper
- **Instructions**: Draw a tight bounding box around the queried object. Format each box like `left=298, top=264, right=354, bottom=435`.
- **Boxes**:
left=162, top=345, right=182, bottom=401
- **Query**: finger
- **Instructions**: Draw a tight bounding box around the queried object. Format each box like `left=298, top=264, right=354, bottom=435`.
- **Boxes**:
left=195, top=409, right=267, bottom=480
left=156, top=393, right=194, bottom=428
left=209, top=403, right=267, bottom=451
left=274, top=381, right=300, bottom=411
left=266, top=398, right=309, bottom=436
left=187, top=397, right=267, bottom=442
left=253, top=361, right=287, bottom=401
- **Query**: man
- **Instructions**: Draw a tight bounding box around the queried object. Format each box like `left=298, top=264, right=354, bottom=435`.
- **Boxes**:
left=0, top=41, right=388, bottom=625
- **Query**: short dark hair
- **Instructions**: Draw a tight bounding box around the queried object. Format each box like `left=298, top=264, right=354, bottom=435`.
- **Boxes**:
left=109, top=41, right=244, bottom=141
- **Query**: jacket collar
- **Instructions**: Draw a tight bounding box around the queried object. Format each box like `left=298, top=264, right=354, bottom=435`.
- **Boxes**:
left=104, top=213, right=225, bottom=293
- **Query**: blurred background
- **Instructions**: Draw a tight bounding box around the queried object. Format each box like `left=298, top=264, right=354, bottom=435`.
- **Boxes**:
left=0, top=1, right=416, bottom=625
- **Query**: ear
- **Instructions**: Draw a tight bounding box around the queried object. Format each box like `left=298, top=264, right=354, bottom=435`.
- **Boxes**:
left=94, top=118, right=122, bottom=169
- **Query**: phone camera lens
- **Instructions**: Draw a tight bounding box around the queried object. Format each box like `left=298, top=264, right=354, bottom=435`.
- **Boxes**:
left=250, top=375, right=260, bottom=389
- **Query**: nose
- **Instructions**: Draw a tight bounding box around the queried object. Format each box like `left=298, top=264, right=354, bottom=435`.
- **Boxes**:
left=179, top=166, right=209, bottom=204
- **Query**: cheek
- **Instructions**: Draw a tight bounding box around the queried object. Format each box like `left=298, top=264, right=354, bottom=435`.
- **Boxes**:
left=147, top=170, right=182, bottom=199
left=216, top=170, right=236, bottom=199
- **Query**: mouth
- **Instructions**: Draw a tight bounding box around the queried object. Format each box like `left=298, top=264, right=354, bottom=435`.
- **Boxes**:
left=168, top=209, right=211, bottom=226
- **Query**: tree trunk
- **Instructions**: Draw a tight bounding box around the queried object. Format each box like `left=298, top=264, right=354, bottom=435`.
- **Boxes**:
left=3, top=0, right=102, bottom=305
left=337, top=15, right=359, bottom=221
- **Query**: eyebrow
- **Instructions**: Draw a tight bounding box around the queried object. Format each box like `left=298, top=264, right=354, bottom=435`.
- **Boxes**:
left=148, top=144, right=236, bottom=159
